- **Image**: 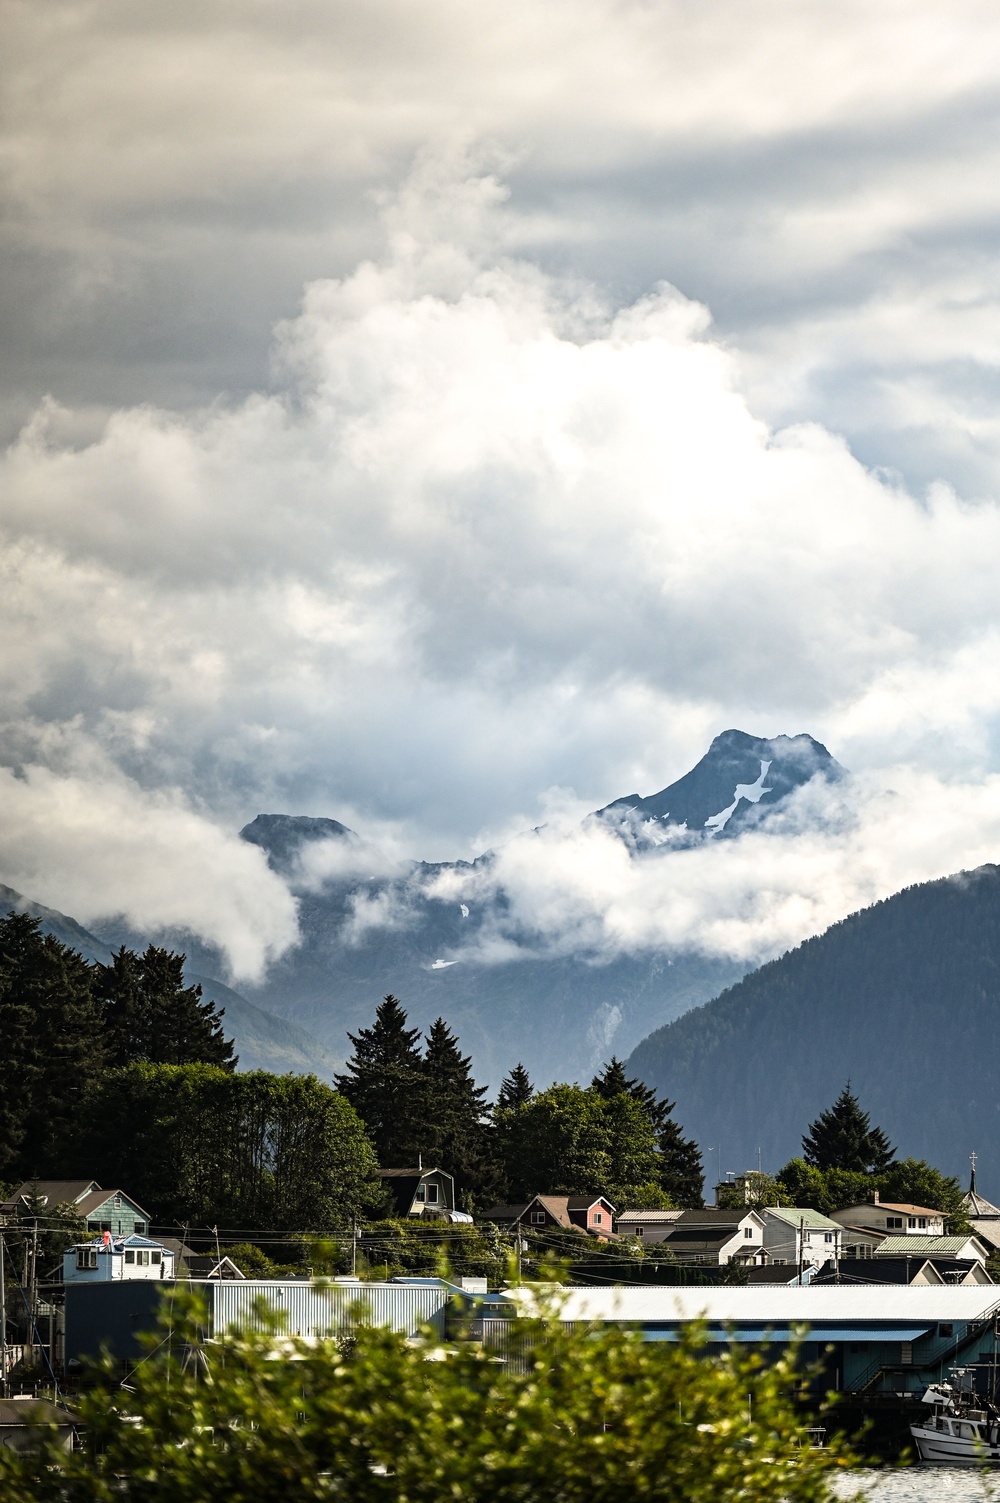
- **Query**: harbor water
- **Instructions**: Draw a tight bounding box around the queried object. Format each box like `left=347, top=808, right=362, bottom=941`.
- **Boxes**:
left=834, top=1470, right=1000, bottom=1500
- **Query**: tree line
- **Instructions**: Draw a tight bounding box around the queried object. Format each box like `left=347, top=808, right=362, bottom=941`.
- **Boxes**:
left=335, top=994, right=704, bottom=1209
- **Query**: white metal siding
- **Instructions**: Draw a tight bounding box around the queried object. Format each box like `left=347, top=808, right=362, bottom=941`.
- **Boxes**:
left=207, top=1281, right=449, bottom=1339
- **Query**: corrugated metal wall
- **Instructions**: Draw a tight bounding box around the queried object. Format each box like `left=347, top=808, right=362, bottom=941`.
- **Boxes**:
left=209, top=1280, right=450, bottom=1339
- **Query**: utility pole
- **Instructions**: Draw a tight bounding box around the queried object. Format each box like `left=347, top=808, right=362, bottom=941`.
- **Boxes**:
left=0, top=1229, right=7, bottom=1397
left=798, top=1217, right=805, bottom=1285
left=351, top=1219, right=357, bottom=1276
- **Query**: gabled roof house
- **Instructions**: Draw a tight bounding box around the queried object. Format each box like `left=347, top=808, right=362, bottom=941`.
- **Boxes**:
left=1, top=1180, right=150, bottom=1237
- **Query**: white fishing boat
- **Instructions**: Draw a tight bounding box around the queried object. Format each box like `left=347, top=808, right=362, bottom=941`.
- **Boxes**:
left=910, top=1370, right=1000, bottom=1464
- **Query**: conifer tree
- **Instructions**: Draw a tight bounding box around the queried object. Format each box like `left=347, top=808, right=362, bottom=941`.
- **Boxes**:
left=335, top=995, right=427, bottom=1165
left=0, top=911, right=106, bottom=1175
left=801, top=1082, right=895, bottom=1173
left=495, top=1062, right=534, bottom=1112
left=422, top=1018, right=490, bottom=1194
left=591, top=1057, right=704, bottom=1206
left=95, top=946, right=236, bottom=1070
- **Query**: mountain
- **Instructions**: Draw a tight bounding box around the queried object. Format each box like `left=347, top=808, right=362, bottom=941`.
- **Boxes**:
left=0, top=884, right=341, bottom=1080
left=226, top=729, right=842, bottom=1088
left=596, top=730, right=840, bottom=842
left=626, top=863, right=1000, bottom=1184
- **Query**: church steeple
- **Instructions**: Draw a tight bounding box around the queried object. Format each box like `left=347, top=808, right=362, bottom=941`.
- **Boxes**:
left=970, top=1149, right=978, bottom=1196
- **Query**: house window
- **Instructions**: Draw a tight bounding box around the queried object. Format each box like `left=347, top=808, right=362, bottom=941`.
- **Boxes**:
left=886, top=1217, right=903, bottom=1229
left=95, top=1221, right=112, bottom=1233
left=415, top=1185, right=426, bottom=1202
left=593, top=1213, right=603, bottom=1225
left=113, top=1194, right=122, bottom=1209
left=824, top=1233, right=833, bottom=1243
left=635, top=1228, right=644, bottom=1238
left=744, top=1228, right=754, bottom=1238
left=125, top=1250, right=135, bottom=1264
left=908, top=1217, right=916, bottom=1229
left=426, top=1184, right=439, bottom=1205
left=134, top=1222, right=147, bottom=1234
left=939, top=1324, right=954, bottom=1338
left=918, top=1218, right=927, bottom=1229
left=151, top=1251, right=161, bottom=1265
left=76, top=1249, right=97, bottom=1270
left=530, top=1211, right=545, bottom=1225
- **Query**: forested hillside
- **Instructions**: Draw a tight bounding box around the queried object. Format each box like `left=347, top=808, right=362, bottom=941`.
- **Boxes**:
left=627, top=863, right=1000, bottom=1184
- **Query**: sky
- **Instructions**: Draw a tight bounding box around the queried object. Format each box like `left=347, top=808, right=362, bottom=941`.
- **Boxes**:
left=6, top=0, right=1000, bottom=977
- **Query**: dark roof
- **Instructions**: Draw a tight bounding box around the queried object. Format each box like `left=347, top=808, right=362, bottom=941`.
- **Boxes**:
left=675, top=1208, right=753, bottom=1227
left=566, top=1195, right=616, bottom=1212
left=0, top=1398, right=75, bottom=1428
left=378, top=1168, right=450, bottom=1179
left=663, top=1235, right=741, bottom=1255
left=480, top=1204, right=530, bottom=1223
left=2, top=1180, right=99, bottom=1210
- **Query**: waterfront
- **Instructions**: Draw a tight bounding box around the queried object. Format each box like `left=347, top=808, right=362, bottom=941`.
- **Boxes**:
left=835, top=1470, right=1000, bottom=1500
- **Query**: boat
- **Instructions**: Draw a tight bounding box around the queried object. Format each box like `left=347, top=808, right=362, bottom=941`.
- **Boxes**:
left=910, top=1369, right=1000, bottom=1464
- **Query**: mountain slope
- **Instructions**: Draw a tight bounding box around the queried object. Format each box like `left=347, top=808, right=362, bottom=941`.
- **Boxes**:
left=0, top=885, right=340, bottom=1080
left=231, top=728, right=840, bottom=1086
left=626, top=863, right=1000, bottom=1182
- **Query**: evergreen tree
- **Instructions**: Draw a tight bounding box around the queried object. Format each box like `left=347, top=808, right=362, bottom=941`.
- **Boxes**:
left=94, top=946, right=236, bottom=1069
left=591, top=1057, right=704, bottom=1206
left=0, top=911, right=107, bottom=1175
left=801, top=1082, right=895, bottom=1173
left=495, top=1063, right=534, bottom=1112
left=335, top=996, right=427, bottom=1165
left=422, top=1018, right=490, bottom=1196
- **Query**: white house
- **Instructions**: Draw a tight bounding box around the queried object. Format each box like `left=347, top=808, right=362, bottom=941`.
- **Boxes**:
left=759, top=1207, right=842, bottom=1268
left=64, top=1234, right=175, bottom=1284
left=830, top=1199, right=946, bottom=1239
left=662, top=1208, right=768, bottom=1265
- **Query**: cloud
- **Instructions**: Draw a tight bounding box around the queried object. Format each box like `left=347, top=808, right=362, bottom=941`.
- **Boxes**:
left=0, top=759, right=297, bottom=981
left=422, top=765, right=1000, bottom=968
left=7, top=152, right=1000, bottom=968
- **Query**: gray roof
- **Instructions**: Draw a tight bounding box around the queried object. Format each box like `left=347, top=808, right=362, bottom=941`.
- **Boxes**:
left=616, top=1209, right=683, bottom=1224
left=762, top=1207, right=843, bottom=1232
left=505, top=1285, right=1000, bottom=1323
left=877, top=1235, right=986, bottom=1257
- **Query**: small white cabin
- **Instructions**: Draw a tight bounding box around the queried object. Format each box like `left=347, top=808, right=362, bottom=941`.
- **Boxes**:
left=63, top=1234, right=175, bottom=1284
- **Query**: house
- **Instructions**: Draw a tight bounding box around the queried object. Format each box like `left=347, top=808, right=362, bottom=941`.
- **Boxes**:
left=185, top=1253, right=246, bottom=1279
left=814, top=1257, right=993, bottom=1286
left=514, top=1195, right=617, bottom=1239
left=875, top=1234, right=989, bottom=1267
left=660, top=1208, right=767, bottom=1265
left=830, top=1198, right=946, bottom=1239
left=479, top=1203, right=530, bottom=1229
left=759, top=1207, right=842, bottom=1268
left=64, top=1234, right=175, bottom=1284
left=615, top=1209, right=684, bottom=1244
left=378, top=1167, right=472, bottom=1222
left=0, top=1180, right=151, bottom=1237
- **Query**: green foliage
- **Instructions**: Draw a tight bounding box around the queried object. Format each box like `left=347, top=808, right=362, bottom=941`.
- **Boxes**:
left=0, top=911, right=106, bottom=1176
left=421, top=1017, right=491, bottom=1198
left=591, top=1057, right=704, bottom=1206
left=776, top=1154, right=968, bottom=1227
left=501, top=1084, right=612, bottom=1199
left=802, top=1083, right=895, bottom=1174
left=0, top=1287, right=849, bottom=1501
left=67, top=1064, right=381, bottom=1227
left=94, top=945, right=236, bottom=1070
left=715, top=1173, right=788, bottom=1210
left=356, top=1218, right=508, bottom=1283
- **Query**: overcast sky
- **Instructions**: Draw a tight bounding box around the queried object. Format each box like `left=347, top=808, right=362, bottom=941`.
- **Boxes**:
left=6, top=0, right=1000, bottom=976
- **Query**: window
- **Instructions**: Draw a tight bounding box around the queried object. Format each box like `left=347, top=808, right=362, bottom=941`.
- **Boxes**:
left=76, top=1249, right=97, bottom=1270
left=530, top=1211, right=545, bottom=1225
left=635, top=1227, right=644, bottom=1238
left=744, top=1227, right=754, bottom=1238
left=824, top=1233, right=833, bottom=1243
left=125, top=1250, right=135, bottom=1264
left=593, top=1213, right=603, bottom=1225
left=918, top=1217, right=927, bottom=1229
left=95, top=1221, right=112, bottom=1233
left=415, top=1185, right=426, bottom=1202
left=151, top=1251, right=161, bottom=1265
left=886, top=1216, right=903, bottom=1230
left=908, top=1217, right=916, bottom=1229
left=939, top=1323, right=954, bottom=1338
left=113, top=1194, right=122, bottom=1209
left=135, top=1222, right=147, bottom=1234
left=426, top=1184, right=439, bottom=1205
